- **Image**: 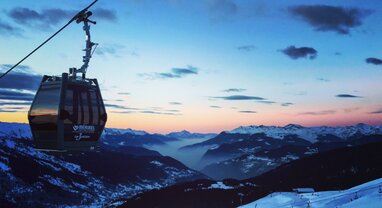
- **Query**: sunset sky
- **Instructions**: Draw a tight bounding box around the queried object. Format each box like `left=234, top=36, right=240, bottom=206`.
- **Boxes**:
left=0, top=0, right=381, bottom=133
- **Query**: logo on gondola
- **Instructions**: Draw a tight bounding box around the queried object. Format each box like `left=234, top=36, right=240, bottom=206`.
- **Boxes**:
left=72, top=125, right=95, bottom=133
left=75, top=133, right=90, bottom=141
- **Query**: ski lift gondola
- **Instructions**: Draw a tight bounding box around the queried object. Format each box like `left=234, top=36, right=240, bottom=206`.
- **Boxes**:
left=24, top=1, right=107, bottom=151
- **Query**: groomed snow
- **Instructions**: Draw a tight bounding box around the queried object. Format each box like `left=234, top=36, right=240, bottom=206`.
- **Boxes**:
left=239, top=178, right=382, bottom=208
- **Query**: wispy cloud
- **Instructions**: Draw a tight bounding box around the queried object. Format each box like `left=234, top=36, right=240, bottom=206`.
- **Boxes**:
left=0, top=18, right=22, bottom=37
left=336, top=94, right=362, bottom=98
left=117, top=92, right=130, bottom=95
left=0, top=89, right=35, bottom=101
left=140, top=110, right=180, bottom=116
left=299, top=110, right=336, bottom=116
left=93, top=8, right=117, bottom=22
left=289, top=5, right=372, bottom=35
left=369, top=109, right=382, bottom=114
left=138, top=65, right=198, bottom=80
left=281, top=102, right=294, bottom=107
left=210, top=105, right=221, bottom=108
left=343, top=107, right=360, bottom=113
left=222, top=88, right=246, bottom=93
left=239, top=110, right=256, bottom=113
left=280, top=45, right=317, bottom=60
left=365, top=57, right=382, bottom=65
left=207, top=0, right=237, bottom=20
left=0, top=64, right=41, bottom=91
left=169, top=102, right=182, bottom=105
left=237, top=45, right=256, bottom=52
left=0, top=101, right=31, bottom=106
left=317, top=78, right=330, bottom=82
left=214, top=95, right=266, bottom=100
left=257, top=101, right=276, bottom=105
left=104, top=103, right=139, bottom=110
left=96, top=44, right=127, bottom=57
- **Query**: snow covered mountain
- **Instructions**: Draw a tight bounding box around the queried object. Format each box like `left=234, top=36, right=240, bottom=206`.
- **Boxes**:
left=228, top=123, right=382, bottom=142
left=0, top=122, right=206, bottom=207
left=240, top=178, right=382, bottom=208
left=166, top=130, right=217, bottom=139
left=201, top=134, right=382, bottom=180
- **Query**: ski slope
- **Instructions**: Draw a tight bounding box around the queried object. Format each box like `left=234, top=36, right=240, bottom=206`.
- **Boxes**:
left=240, top=178, right=382, bottom=208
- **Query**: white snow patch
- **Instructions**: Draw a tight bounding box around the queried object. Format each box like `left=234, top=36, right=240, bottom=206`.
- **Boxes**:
left=0, top=161, right=10, bottom=171
left=208, top=182, right=234, bottom=190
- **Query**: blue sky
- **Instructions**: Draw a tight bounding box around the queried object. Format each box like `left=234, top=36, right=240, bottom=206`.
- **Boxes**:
left=0, top=0, right=381, bottom=133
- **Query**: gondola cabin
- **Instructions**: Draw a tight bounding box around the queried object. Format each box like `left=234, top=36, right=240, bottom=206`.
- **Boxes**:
left=28, top=73, right=107, bottom=151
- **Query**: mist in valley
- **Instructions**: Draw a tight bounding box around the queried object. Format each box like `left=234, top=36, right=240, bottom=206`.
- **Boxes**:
left=146, top=138, right=212, bottom=170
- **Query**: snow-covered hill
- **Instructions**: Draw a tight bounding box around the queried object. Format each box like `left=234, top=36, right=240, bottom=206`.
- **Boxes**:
left=228, top=123, right=382, bottom=142
left=240, top=178, right=382, bottom=208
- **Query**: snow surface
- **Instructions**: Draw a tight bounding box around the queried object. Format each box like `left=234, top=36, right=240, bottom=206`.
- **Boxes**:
left=228, top=123, right=382, bottom=142
left=239, top=178, right=382, bottom=208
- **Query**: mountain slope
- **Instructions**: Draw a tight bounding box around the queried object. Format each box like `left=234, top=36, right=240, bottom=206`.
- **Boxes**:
left=119, top=141, right=382, bottom=208
left=201, top=135, right=382, bottom=180
left=0, top=123, right=206, bottom=207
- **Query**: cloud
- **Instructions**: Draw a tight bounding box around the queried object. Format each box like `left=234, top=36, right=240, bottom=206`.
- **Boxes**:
left=336, top=94, right=362, bottom=98
left=93, top=8, right=117, bottom=22
left=343, top=107, right=360, bottom=113
left=281, top=45, right=317, bottom=60
left=95, top=44, right=128, bottom=57
left=138, top=65, right=198, bottom=80
left=214, top=95, right=266, bottom=100
left=140, top=110, right=180, bottom=116
left=365, top=57, right=382, bottom=65
left=0, top=18, right=22, bottom=36
left=237, top=45, right=256, bottom=52
left=257, top=101, right=276, bottom=105
left=369, top=109, right=382, bottom=114
left=239, top=110, right=256, bottom=113
left=281, top=102, right=294, bottom=107
left=169, top=102, right=182, bottom=105
left=207, top=0, right=237, bottom=19
left=317, top=78, right=330, bottom=82
left=289, top=5, right=372, bottom=34
left=7, top=7, right=72, bottom=29
left=0, top=89, right=35, bottom=101
left=0, top=65, right=41, bottom=91
left=299, top=110, right=336, bottom=116
left=6, top=7, right=117, bottom=30
left=0, top=101, right=31, bottom=106
left=222, top=88, right=246, bottom=93
left=210, top=105, right=221, bottom=108
left=118, top=92, right=130, bottom=95
left=104, top=103, right=140, bottom=110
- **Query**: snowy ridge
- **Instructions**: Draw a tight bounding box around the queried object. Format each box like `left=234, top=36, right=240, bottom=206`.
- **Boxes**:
left=166, top=130, right=217, bottom=139
left=228, top=123, right=382, bottom=142
left=102, top=127, right=148, bottom=136
left=0, top=122, right=31, bottom=139
left=240, top=178, right=382, bottom=208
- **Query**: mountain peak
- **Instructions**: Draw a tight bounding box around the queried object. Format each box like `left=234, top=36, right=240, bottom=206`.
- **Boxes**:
left=284, top=124, right=304, bottom=129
